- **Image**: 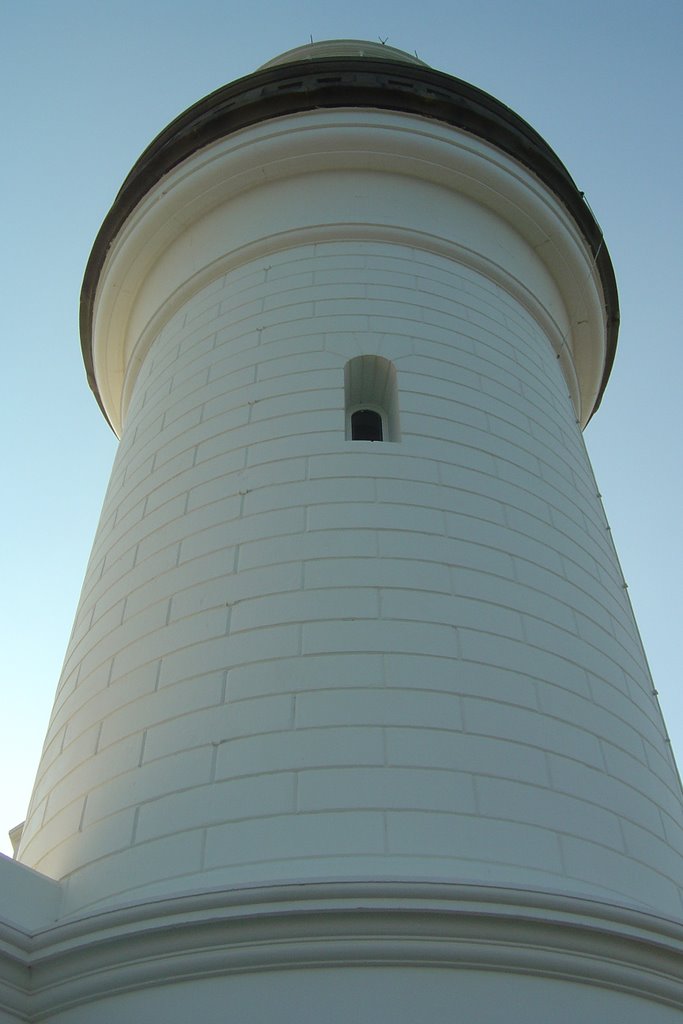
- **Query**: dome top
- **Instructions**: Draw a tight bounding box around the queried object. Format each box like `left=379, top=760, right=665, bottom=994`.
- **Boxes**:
left=258, top=38, right=428, bottom=70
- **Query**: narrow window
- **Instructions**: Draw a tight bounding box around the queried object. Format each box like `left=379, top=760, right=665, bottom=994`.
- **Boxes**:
left=351, top=408, right=383, bottom=441
left=345, top=355, right=400, bottom=442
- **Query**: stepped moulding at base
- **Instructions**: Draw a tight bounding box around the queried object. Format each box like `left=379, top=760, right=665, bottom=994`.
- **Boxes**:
left=3, top=882, right=683, bottom=1021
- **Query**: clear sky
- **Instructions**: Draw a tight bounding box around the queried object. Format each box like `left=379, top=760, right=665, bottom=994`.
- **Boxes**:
left=1, top=0, right=681, bottom=857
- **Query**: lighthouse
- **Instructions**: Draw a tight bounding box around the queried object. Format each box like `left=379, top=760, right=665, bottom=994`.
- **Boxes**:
left=3, top=38, right=683, bottom=1021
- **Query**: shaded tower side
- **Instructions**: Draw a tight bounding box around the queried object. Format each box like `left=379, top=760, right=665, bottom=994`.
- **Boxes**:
left=16, top=47, right=683, bottom=927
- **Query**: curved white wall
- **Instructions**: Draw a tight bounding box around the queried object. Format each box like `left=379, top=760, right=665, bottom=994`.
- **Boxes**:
left=19, top=218, right=683, bottom=917
left=41, top=969, right=683, bottom=1024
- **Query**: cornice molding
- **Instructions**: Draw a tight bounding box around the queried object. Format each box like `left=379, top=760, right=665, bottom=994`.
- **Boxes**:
left=3, top=881, right=683, bottom=1019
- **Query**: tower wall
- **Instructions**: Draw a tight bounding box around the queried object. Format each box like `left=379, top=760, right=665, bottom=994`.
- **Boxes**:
left=27, top=963, right=683, bottom=1024
left=17, top=137, right=683, bottom=916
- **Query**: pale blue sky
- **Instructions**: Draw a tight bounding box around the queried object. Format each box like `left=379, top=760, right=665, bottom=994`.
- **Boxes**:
left=1, top=0, right=681, bottom=855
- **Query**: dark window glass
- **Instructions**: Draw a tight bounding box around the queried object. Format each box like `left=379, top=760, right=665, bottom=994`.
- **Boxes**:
left=351, top=408, right=383, bottom=441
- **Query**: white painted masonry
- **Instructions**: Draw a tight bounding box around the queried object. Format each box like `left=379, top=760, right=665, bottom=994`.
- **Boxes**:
left=3, top=40, right=683, bottom=1022
left=21, top=124, right=680, bottom=919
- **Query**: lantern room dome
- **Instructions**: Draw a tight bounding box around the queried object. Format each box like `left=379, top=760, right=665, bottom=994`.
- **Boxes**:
left=258, top=38, right=428, bottom=69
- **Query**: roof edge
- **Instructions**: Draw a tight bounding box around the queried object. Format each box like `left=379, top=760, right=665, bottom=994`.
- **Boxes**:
left=81, top=56, right=618, bottom=428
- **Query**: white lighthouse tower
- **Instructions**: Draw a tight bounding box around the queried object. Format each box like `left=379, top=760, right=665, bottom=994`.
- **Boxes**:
left=3, top=39, right=683, bottom=1021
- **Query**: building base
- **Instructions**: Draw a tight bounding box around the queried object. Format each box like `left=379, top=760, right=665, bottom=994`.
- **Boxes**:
left=3, top=861, right=683, bottom=1021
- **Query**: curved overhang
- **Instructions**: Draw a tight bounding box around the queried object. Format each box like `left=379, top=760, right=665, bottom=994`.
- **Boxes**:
left=81, top=52, right=619, bottom=432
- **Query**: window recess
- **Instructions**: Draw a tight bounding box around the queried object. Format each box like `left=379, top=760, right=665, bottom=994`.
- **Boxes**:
left=345, top=355, right=400, bottom=442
